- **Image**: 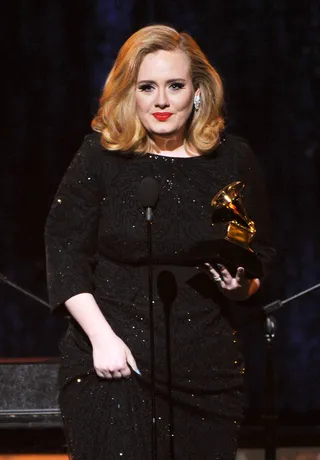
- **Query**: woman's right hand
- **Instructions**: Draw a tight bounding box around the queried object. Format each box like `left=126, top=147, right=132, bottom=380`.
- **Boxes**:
left=63, top=293, right=139, bottom=380
left=91, top=332, right=139, bottom=379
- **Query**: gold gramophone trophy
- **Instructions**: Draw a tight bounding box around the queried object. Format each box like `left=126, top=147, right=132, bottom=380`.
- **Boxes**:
left=210, top=181, right=262, bottom=278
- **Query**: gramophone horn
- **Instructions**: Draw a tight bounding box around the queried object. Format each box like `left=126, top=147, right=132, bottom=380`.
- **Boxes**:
left=211, top=181, right=255, bottom=232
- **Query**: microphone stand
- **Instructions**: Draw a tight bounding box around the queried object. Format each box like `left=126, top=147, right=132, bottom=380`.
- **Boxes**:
left=145, top=207, right=158, bottom=460
left=259, top=282, right=320, bottom=460
left=0, top=272, right=50, bottom=309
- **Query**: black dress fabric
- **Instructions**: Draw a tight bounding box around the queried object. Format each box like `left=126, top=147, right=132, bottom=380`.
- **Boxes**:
left=45, top=132, right=275, bottom=460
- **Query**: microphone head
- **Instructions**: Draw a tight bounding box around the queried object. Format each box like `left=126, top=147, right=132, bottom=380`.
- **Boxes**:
left=137, top=177, right=159, bottom=208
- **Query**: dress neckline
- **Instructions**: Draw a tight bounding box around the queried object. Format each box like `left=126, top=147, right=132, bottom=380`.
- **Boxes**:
left=144, top=138, right=224, bottom=160
left=147, top=152, right=205, bottom=160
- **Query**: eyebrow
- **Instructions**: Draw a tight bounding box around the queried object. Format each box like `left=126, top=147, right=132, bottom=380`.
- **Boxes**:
left=137, top=78, right=187, bottom=85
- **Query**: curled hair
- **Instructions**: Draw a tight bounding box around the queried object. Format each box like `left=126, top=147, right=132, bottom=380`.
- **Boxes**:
left=92, top=25, right=225, bottom=154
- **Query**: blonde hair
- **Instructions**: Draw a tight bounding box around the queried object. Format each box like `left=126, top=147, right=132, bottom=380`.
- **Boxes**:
left=91, top=25, right=225, bottom=154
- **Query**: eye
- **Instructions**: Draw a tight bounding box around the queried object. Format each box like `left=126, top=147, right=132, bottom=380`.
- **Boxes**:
left=138, top=84, right=154, bottom=92
left=169, top=82, right=185, bottom=90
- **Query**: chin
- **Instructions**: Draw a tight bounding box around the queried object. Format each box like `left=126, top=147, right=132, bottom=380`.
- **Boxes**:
left=150, top=124, right=181, bottom=136
left=155, top=129, right=175, bottom=135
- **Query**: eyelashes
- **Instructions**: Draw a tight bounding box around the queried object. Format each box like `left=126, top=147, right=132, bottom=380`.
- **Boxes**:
left=170, top=82, right=185, bottom=90
left=138, top=84, right=154, bottom=92
left=138, top=82, right=186, bottom=92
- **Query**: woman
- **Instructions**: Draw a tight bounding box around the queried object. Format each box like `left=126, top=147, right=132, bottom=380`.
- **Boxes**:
left=45, top=24, right=275, bottom=460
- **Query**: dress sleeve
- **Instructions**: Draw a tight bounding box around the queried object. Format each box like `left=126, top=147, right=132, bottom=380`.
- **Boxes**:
left=233, top=136, right=277, bottom=280
left=45, top=134, right=104, bottom=313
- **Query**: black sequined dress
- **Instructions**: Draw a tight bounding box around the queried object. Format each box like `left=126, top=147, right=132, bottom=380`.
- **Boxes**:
left=45, top=132, right=275, bottom=460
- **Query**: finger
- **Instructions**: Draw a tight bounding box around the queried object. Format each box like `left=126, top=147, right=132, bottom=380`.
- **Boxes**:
left=216, top=263, right=232, bottom=281
left=111, top=370, right=123, bottom=380
left=210, top=268, right=222, bottom=281
left=126, top=349, right=138, bottom=373
left=200, top=263, right=218, bottom=273
left=235, top=267, right=245, bottom=284
left=96, top=370, right=105, bottom=378
left=203, top=263, right=222, bottom=281
left=103, top=371, right=113, bottom=379
left=120, top=367, right=131, bottom=379
left=198, top=263, right=212, bottom=274
left=96, top=369, right=112, bottom=379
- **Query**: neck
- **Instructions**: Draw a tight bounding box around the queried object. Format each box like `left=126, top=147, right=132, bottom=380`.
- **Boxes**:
left=150, top=133, right=200, bottom=158
left=152, top=133, right=184, bottom=153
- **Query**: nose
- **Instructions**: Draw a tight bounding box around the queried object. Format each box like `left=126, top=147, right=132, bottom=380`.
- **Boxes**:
left=155, top=88, right=169, bottom=109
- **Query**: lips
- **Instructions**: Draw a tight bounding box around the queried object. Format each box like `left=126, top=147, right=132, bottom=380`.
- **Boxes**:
left=153, top=112, right=173, bottom=121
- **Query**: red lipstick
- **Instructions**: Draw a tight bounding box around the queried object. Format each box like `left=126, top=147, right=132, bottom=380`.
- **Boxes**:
left=153, top=112, right=173, bottom=121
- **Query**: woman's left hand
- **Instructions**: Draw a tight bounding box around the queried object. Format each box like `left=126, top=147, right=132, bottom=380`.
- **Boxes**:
left=200, top=263, right=260, bottom=301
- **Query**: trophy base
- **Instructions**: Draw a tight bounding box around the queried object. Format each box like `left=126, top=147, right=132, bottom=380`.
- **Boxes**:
left=212, top=238, right=263, bottom=279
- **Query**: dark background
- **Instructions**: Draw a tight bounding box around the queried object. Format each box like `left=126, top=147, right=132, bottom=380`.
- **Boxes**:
left=1, top=0, right=320, bottom=426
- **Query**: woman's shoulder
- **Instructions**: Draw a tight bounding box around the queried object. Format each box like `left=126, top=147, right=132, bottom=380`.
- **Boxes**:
left=65, top=132, right=126, bottom=182
left=222, top=133, right=257, bottom=164
left=221, top=133, right=265, bottom=183
left=78, top=131, right=127, bottom=163
left=223, top=133, right=252, bottom=152
left=80, top=131, right=108, bottom=156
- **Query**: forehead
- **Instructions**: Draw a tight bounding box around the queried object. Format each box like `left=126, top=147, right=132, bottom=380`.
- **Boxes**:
left=137, top=49, right=191, bottom=79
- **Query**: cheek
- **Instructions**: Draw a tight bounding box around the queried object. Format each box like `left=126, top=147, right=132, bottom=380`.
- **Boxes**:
left=175, top=97, right=194, bottom=121
left=135, top=94, right=151, bottom=115
left=175, top=92, right=194, bottom=113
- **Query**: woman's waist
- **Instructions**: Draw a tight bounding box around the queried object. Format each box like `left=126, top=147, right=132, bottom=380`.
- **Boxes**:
left=94, top=258, right=200, bottom=286
left=93, top=258, right=223, bottom=308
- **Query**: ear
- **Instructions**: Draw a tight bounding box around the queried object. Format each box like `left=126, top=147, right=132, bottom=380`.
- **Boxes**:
left=195, top=88, right=201, bottom=98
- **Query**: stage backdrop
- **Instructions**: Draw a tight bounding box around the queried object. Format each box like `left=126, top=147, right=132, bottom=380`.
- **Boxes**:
left=1, top=0, right=320, bottom=425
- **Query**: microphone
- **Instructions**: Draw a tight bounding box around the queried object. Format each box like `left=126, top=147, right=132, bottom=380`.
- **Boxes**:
left=137, top=177, right=159, bottom=222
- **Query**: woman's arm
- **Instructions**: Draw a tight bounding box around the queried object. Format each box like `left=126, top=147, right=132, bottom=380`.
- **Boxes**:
left=65, top=293, right=138, bottom=378
left=45, top=134, right=103, bottom=312
left=45, top=134, right=138, bottom=378
left=202, top=136, right=276, bottom=301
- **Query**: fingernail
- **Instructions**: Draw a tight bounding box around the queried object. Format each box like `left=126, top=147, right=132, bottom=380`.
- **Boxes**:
left=135, top=369, right=141, bottom=375
left=217, top=263, right=223, bottom=269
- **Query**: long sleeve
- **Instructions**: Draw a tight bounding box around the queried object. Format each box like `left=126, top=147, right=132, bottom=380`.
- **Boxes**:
left=45, top=134, right=104, bottom=313
left=232, top=136, right=277, bottom=279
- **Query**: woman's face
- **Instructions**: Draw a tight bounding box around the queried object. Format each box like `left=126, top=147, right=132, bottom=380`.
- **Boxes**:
left=135, top=49, right=198, bottom=140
